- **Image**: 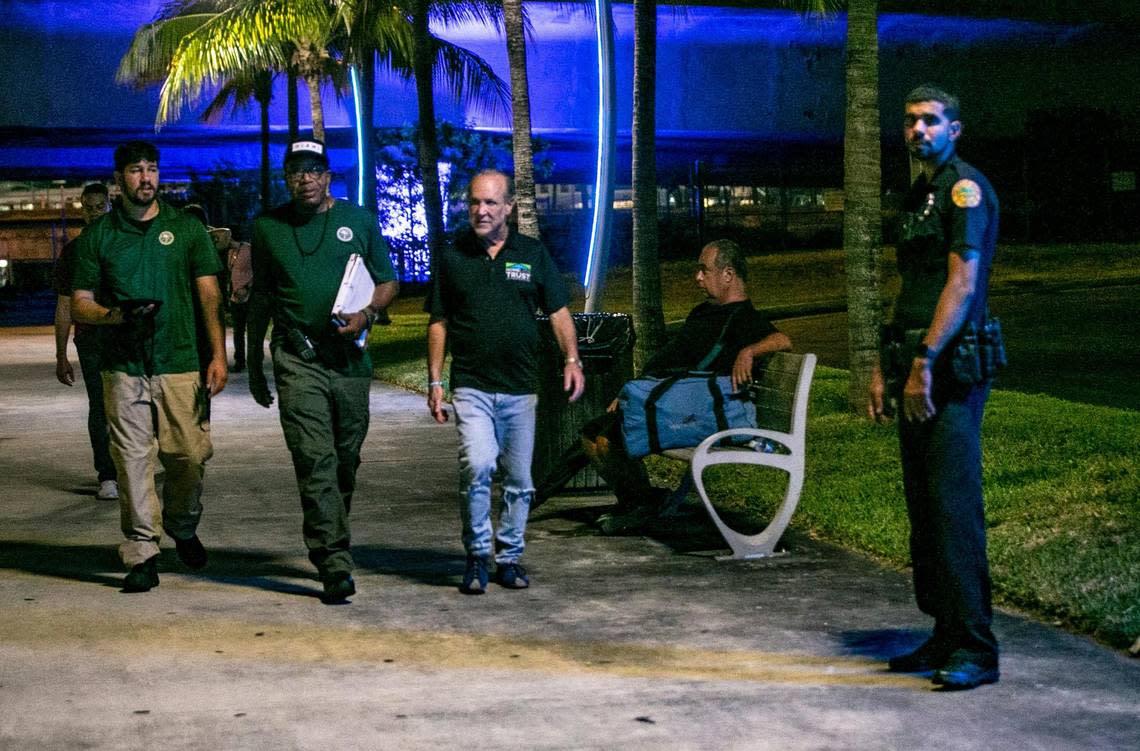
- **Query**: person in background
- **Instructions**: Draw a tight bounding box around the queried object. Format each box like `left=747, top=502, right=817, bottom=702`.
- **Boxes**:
left=183, top=204, right=250, bottom=372
left=53, top=183, right=116, bottom=500
left=228, top=232, right=253, bottom=372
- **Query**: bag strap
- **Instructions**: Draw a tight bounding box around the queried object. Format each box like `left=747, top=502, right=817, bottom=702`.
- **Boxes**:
left=643, top=375, right=729, bottom=455
left=695, top=306, right=742, bottom=371
left=706, top=375, right=729, bottom=433
left=644, top=375, right=682, bottom=456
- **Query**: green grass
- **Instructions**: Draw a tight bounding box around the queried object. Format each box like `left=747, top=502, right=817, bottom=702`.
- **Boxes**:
left=367, top=242, right=1140, bottom=650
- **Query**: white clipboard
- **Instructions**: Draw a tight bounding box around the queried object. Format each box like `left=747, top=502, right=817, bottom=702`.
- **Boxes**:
left=331, top=253, right=376, bottom=349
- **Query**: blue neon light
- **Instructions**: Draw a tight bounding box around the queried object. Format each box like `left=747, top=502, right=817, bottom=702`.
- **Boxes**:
left=583, top=0, right=607, bottom=288
left=349, top=65, right=365, bottom=207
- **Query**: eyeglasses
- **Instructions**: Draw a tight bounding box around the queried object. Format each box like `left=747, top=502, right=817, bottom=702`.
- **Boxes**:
left=285, top=166, right=329, bottom=180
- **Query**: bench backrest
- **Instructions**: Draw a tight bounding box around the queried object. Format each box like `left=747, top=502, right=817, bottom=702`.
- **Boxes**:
left=752, top=352, right=815, bottom=436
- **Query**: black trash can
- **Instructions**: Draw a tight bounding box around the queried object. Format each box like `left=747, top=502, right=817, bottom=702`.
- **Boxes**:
left=533, top=312, right=634, bottom=492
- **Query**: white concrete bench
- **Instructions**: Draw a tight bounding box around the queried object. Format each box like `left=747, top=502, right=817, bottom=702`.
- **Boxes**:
left=661, top=352, right=817, bottom=559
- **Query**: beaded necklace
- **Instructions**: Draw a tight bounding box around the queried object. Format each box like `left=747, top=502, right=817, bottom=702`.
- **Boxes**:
left=292, top=199, right=332, bottom=256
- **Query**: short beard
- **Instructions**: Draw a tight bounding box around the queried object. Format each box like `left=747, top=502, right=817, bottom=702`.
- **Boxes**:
left=123, top=189, right=156, bottom=209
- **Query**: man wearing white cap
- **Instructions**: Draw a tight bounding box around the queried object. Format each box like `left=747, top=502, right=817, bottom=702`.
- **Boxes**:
left=246, top=139, right=398, bottom=604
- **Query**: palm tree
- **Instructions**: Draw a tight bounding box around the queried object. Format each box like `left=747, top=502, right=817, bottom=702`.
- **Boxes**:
left=410, top=0, right=446, bottom=256
left=841, top=0, right=882, bottom=410
left=502, top=0, right=539, bottom=238
left=118, top=0, right=339, bottom=139
left=198, top=69, right=275, bottom=208
left=401, top=0, right=508, bottom=257
left=630, top=0, right=663, bottom=371
left=121, top=0, right=508, bottom=226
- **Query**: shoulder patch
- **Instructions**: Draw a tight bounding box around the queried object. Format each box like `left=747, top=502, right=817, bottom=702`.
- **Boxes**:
left=951, top=179, right=982, bottom=209
left=336, top=226, right=353, bottom=242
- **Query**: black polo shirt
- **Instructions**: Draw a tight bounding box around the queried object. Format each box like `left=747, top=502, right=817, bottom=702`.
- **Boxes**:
left=893, top=154, right=999, bottom=330
left=642, top=300, right=779, bottom=377
left=426, top=228, right=569, bottom=394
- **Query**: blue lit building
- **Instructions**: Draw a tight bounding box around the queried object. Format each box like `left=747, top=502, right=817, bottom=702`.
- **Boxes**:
left=1, top=2, right=1137, bottom=282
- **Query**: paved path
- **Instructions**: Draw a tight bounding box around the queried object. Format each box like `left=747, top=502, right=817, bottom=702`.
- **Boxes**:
left=1, top=329, right=1136, bottom=750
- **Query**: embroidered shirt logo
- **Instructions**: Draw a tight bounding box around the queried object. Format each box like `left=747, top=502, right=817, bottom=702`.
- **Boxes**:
left=336, top=226, right=353, bottom=242
left=158, top=231, right=174, bottom=246
left=951, top=179, right=983, bottom=209
left=505, top=262, right=532, bottom=282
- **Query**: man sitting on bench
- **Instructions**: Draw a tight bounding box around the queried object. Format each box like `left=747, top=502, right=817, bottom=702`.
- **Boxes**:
left=538, top=239, right=792, bottom=533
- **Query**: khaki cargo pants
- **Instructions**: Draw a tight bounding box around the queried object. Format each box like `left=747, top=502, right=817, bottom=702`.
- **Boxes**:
left=103, top=371, right=213, bottom=568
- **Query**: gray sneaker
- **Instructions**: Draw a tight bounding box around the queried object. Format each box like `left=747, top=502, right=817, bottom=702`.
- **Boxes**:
left=96, top=480, right=119, bottom=501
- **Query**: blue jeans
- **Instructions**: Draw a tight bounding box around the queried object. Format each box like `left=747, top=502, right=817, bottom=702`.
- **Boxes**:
left=452, top=388, right=537, bottom=564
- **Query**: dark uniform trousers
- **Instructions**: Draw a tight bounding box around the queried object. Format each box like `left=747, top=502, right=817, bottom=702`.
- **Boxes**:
left=897, top=376, right=998, bottom=656
left=272, top=347, right=371, bottom=577
left=75, top=330, right=116, bottom=483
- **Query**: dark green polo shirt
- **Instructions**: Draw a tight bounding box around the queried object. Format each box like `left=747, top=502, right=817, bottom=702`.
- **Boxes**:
left=72, top=201, right=222, bottom=375
left=425, top=228, right=570, bottom=395
left=251, top=200, right=396, bottom=377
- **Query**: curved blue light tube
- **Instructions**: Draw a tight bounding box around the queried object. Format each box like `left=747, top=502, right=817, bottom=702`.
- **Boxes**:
left=583, top=0, right=616, bottom=312
left=349, top=64, right=366, bottom=207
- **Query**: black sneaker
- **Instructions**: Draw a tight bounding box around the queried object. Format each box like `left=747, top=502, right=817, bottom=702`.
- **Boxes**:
left=887, top=636, right=957, bottom=673
left=320, top=573, right=356, bottom=604
left=460, top=556, right=489, bottom=595
left=932, top=650, right=1000, bottom=690
left=494, top=562, right=530, bottom=590
left=173, top=534, right=208, bottom=570
left=123, top=555, right=159, bottom=593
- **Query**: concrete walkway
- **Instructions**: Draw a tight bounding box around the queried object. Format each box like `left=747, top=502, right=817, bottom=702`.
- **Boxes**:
left=1, top=328, right=1136, bottom=750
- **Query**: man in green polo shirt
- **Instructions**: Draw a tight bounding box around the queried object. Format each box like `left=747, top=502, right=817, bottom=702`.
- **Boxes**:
left=72, top=140, right=228, bottom=593
left=247, top=139, right=398, bottom=604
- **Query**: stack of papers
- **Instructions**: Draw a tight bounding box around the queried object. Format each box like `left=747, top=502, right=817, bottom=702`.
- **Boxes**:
left=331, top=253, right=376, bottom=349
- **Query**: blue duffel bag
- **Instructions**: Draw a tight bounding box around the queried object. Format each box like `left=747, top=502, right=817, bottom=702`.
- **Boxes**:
left=619, top=373, right=756, bottom=458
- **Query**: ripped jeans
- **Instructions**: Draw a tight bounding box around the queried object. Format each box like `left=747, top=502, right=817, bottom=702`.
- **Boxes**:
left=451, top=388, right=537, bottom=564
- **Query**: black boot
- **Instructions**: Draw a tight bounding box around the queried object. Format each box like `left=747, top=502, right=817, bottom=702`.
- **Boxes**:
left=123, top=555, right=159, bottom=593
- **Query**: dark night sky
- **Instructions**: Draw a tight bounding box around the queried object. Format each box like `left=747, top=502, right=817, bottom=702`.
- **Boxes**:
left=2, top=1, right=1137, bottom=140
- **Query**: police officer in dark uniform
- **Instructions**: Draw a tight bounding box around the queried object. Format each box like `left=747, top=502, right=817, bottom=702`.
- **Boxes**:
left=868, top=85, right=1001, bottom=690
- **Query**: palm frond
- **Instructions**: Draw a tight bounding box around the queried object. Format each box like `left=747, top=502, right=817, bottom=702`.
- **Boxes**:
left=157, top=0, right=334, bottom=127
left=428, top=0, right=503, bottom=33
left=432, top=39, right=510, bottom=124
left=116, top=13, right=217, bottom=87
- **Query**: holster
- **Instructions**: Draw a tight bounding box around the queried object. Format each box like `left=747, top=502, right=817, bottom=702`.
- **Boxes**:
left=950, top=316, right=1008, bottom=385
left=879, top=324, right=927, bottom=387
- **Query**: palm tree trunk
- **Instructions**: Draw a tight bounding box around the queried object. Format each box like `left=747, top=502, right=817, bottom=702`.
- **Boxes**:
left=288, top=70, right=299, bottom=142
left=842, top=0, right=883, bottom=410
left=632, top=0, right=665, bottom=371
left=255, top=71, right=272, bottom=211
left=305, top=74, right=325, bottom=141
left=504, top=0, right=539, bottom=239
left=293, top=40, right=325, bottom=141
left=360, top=56, right=379, bottom=213
left=412, top=0, right=446, bottom=258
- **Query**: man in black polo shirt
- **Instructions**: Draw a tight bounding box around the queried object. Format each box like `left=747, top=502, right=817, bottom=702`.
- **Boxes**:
left=426, top=169, right=584, bottom=594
